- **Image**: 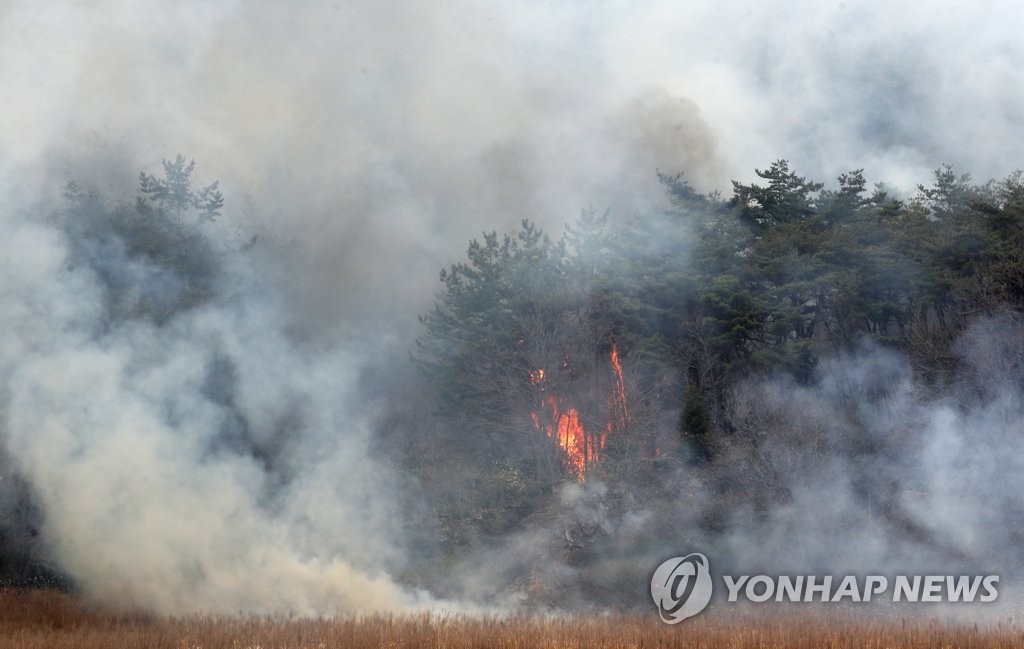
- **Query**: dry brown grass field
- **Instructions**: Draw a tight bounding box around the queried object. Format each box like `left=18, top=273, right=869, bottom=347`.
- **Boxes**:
left=0, top=589, right=1021, bottom=648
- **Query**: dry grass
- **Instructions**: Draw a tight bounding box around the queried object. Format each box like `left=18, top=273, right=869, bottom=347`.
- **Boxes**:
left=0, top=589, right=1021, bottom=648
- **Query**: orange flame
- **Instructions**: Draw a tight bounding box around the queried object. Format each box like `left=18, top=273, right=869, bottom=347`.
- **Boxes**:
left=529, top=338, right=629, bottom=480
left=609, top=338, right=630, bottom=429
left=533, top=394, right=602, bottom=479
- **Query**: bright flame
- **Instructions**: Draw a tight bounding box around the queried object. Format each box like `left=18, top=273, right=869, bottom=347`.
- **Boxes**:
left=609, top=338, right=630, bottom=429
left=529, top=338, right=629, bottom=480
left=533, top=394, right=602, bottom=479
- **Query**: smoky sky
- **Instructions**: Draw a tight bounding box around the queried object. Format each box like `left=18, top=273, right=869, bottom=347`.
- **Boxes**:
left=1, top=1, right=1024, bottom=616
left=3, top=0, right=1022, bottom=335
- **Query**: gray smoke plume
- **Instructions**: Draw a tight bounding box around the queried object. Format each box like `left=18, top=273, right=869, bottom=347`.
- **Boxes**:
left=423, top=315, right=1024, bottom=617
left=0, top=175, right=438, bottom=614
left=697, top=314, right=1024, bottom=617
left=0, top=0, right=1022, bottom=617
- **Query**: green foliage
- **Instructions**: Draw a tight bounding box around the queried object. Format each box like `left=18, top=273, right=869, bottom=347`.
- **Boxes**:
left=731, top=159, right=824, bottom=230
left=416, top=220, right=570, bottom=426
left=972, top=171, right=1024, bottom=305
left=62, top=155, right=224, bottom=323
left=138, top=154, right=224, bottom=222
left=679, top=382, right=713, bottom=462
left=416, top=160, right=1024, bottom=496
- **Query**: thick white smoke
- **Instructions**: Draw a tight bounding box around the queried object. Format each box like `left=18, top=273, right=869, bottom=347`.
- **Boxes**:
left=707, top=314, right=1024, bottom=610
left=0, top=184, right=434, bottom=614
left=1, top=0, right=1022, bottom=617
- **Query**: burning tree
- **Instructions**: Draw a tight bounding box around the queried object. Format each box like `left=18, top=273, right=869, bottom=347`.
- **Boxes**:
left=416, top=217, right=650, bottom=484
left=527, top=337, right=632, bottom=480
left=411, top=212, right=685, bottom=557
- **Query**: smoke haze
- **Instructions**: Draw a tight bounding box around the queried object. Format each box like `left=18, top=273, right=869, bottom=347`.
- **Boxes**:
left=0, top=0, right=1023, bottom=617
left=5, top=1, right=1022, bottom=330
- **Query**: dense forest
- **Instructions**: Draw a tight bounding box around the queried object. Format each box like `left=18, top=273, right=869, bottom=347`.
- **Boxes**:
left=402, top=160, right=1024, bottom=605
left=3, top=157, right=1024, bottom=610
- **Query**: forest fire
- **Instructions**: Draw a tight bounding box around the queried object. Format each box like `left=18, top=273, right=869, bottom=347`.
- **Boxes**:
left=531, top=393, right=600, bottom=479
left=530, top=340, right=629, bottom=479
left=609, top=338, right=630, bottom=429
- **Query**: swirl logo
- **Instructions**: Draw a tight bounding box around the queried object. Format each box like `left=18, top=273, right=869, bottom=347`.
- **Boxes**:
left=651, top=553, right=713, bottom=623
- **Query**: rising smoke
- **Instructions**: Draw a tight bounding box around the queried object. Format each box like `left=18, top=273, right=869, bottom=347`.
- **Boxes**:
left=0, top=0, right=1023, bottom=617
left=0, top=174, right=433, bottom=614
